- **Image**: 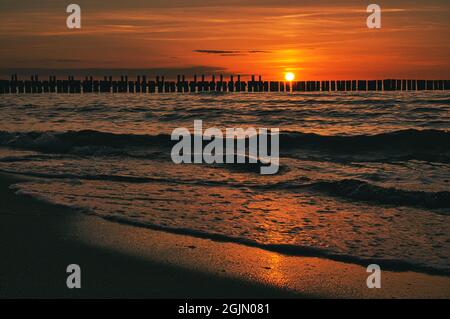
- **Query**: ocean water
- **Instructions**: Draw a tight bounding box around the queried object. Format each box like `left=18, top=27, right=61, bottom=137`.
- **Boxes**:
left=0, top=92, right=449, bottom=275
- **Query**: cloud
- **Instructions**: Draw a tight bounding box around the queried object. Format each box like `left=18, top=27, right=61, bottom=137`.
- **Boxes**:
left=193, top=49, right=271, bottom=56
left=193, top=50, right=240, bottom=54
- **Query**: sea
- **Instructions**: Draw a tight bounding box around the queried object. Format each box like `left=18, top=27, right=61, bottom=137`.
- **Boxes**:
left=0, top=91, right=449, bottom=275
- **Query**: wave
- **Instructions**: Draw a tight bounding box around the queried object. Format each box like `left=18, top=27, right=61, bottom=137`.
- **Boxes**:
left=280, top=129, right=450, bottom=152
left=1, top=129, right=448, bottom=181
left=1, top=129, right=448, bottom=155
left=9, top=181, right=450, bottom=276
left=0, top=167, right=265, bottom=188
left=102, top=215, right=450, bottom=276
left=304, top=179, right=450, bottom=210
left=3, top=164, right=448, bottom=211
left=0, top=130, right=173, bottom=153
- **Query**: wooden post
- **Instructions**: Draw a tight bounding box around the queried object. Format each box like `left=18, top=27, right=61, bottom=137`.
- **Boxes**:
left=330, top=81, right=336, bottom=91
left=357, top=80, right=367, bottom=91
left=149, top=80, right=156, bottom=93
left=344, top=80, right=351, bottom=91
left=383, top=79, right=392, bottom=91
left=417, top=80, right=426, bottom=90
left=228, top=75, right=234, bottom=92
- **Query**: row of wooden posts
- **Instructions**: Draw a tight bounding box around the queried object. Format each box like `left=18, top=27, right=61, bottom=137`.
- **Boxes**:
left=1, top=75, right=449, bottom=94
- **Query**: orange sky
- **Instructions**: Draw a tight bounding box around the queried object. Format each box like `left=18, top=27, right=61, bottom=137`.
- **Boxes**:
left=0, top=0, right=449, bottom=80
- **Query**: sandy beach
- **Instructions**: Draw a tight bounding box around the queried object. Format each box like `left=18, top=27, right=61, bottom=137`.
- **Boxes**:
left=1, top=172, right=449, bottom=299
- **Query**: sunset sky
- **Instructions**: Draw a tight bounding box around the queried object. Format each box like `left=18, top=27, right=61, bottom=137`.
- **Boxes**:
left=0, top=0, right=449, bottom=80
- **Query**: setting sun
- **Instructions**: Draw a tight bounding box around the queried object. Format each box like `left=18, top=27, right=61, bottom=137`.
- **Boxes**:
left=285, top=72, right=295, bottom=82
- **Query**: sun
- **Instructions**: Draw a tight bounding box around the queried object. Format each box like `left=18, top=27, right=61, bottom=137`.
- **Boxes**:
left=285, top=72, right=295, bottom=81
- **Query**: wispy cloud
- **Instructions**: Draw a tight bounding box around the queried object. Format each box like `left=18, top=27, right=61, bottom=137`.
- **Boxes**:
left=194, top=49, right=271, bottom=56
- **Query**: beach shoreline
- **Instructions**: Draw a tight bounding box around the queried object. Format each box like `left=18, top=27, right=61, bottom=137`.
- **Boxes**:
left=1, top=172, right=449, bottom=299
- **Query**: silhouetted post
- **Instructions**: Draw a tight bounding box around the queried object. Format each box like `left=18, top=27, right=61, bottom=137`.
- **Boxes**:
left=82, top=76, right=88, bottom=93
left=344, top=80, right=350, bottom=91
left=127, top=76, right=134, bottom=93
left=383, top=79, right=395, bottom=91
left=60, top=76, right=68, bottom=93
left=249, top=75, right=255, bottom=92
left=417, top=80, right=426, bottom=90
left=93, top=78, right=99, bottom=93
left=42, top=77, right=49, bottom=93
left=5, top=78, right=11, bottom=94
left=368, top=80, right=376, bottom=91
left=276, top=81, right=281, bottom=92
left=118, top=76, right=123, bottom=92
left=84, top=76, right=92, bottom=93
left=49, top=76, right=55, bottom=93
left=197, top=74, right=204, bottom=92
left=209, top=75, right=215, bottom=91
left=29, top=75, right=35, bottom=93
left=68, top=76, right=73, bottom=94
left=176, top=75, right=182, bottom=93
left=357, top=80, right=367, bottom=91
left=375, top=80, right=381, bottom=91
left=190, top=75, right=197, bottom=93
left=228, top=75, right=234, bottom=92
left=156, top=76, right=163, bottom=93
left=139, top=75, right=145, bottom=93
left=285, top=81, right=290, bottom=92
left=315, top=81, right=320, bottom=91
left=445, top=80, right=450, bottom=90
left=330, top=81, right=336, bottom=91
left=426, top=80, right=433, bottom=90
left=112, top=78, right=118, bottom=93
left=149, top=80, right=156, bottom=93
left=216, top=74, right=222, bottom=92
left=0, top=79, right=6, bottom=94
left=100, top=76, right=107, bottom=93
left=168, top=81, right=175, bottom=93
left=263, top=81, right=269, bottom=92
left=8, top=75, right=15, bottom=94
left=182, top=75, right=188, bottom=93
left=14, top=74, right=21, bottom=93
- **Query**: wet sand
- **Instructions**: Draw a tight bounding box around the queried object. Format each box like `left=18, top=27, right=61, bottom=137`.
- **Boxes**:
left=1, top=172, right=449, bottom=298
